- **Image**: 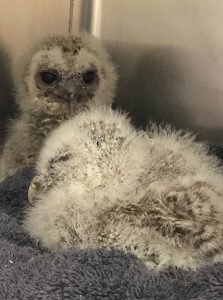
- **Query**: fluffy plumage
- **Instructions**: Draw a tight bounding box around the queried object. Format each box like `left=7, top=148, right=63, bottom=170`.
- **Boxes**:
left=24, top=106, right=223, bottom=270
left=0, top=33, right=117, bottom=180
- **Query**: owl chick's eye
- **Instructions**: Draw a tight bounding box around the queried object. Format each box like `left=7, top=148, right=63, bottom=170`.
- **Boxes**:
left=39, top=70, right=59, bottom=85
left=49, top=153, right=73, bottom=166
left=82, top=70, right=96, bottom=84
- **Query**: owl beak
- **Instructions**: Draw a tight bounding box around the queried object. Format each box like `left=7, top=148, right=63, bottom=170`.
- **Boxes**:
left=66, top=80, right=76, bottom=102
left=28, top=175, right=42, bottom=204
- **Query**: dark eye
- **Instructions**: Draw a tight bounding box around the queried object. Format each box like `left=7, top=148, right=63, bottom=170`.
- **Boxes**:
left=82, top=70, right=96, bottom=84
left=52, top=153, right=73, bottom=163
left=57, top=153, right=72, bottom=162
left=39, top=71, right=59, bottom=85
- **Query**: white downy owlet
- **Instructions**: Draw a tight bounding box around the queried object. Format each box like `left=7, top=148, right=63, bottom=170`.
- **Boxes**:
left=25, top=106, right=223, bottom=271
left=0, top=33, right=117, bottom=180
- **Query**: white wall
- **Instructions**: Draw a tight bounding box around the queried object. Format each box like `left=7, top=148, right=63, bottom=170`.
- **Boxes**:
left=0, top=0, right=81, bottom=63
left=87, top=0, right=223, bottom=139
left=1, top=0, right=223, bottom=140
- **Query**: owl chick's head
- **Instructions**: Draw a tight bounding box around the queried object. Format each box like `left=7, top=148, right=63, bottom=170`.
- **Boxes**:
left=16, top=33, right=117, bottom=115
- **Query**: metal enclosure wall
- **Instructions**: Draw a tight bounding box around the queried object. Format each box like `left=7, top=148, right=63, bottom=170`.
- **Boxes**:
left=1, top=1, right=223, bottom=141
left=77, top=0, right=223, bottom=141
left=0, top=0, right=73, bottom=141
left=0, top=0, right=78, bottom=61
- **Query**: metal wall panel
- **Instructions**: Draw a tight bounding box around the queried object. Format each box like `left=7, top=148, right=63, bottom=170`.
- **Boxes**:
left=1, top=1, right=223, bottom=141
left=0, top=0, right=72, bottom=143
left=0, top=0, right=72, bottom=61
left=76, top=0, right=223, bottom=140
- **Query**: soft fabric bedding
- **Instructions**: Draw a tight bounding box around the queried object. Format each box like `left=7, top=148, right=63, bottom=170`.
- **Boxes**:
left=0, top=166, right=223, bottom=299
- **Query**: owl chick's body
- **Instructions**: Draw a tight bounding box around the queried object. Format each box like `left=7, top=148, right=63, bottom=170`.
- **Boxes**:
left=24, top=106, right=223, bottom=270
left=0, top=34, right=117, bottom=180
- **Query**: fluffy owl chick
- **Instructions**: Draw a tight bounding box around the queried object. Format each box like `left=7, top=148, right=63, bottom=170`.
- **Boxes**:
left=24, top=106, right=223, bottom=270
left=0, top=33, right=117, bottom=180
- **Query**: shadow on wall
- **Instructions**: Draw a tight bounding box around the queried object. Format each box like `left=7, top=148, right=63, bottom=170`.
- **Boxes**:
left=0, top=42, right=17, bottom=151
left=108, top=42, right=223, bottom=142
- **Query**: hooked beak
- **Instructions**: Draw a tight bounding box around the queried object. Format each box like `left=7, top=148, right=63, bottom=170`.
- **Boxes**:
left=49, top=80, right=77, bottom=104
left=65, top=80, right=76, bottom=102
left=28, top=175, right=42, bottom=204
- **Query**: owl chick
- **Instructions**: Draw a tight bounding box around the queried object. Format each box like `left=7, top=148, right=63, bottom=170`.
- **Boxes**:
left=0, top=33, right=117, bottom=180
left=24, top=106, right=223, bottom=270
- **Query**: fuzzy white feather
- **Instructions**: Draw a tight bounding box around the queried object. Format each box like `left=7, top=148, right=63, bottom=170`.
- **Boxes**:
left=24, top=106, right=223, bottom=270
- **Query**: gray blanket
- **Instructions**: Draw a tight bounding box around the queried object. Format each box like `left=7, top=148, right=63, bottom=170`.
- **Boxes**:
left=0, top=167, right=223, bottom=300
